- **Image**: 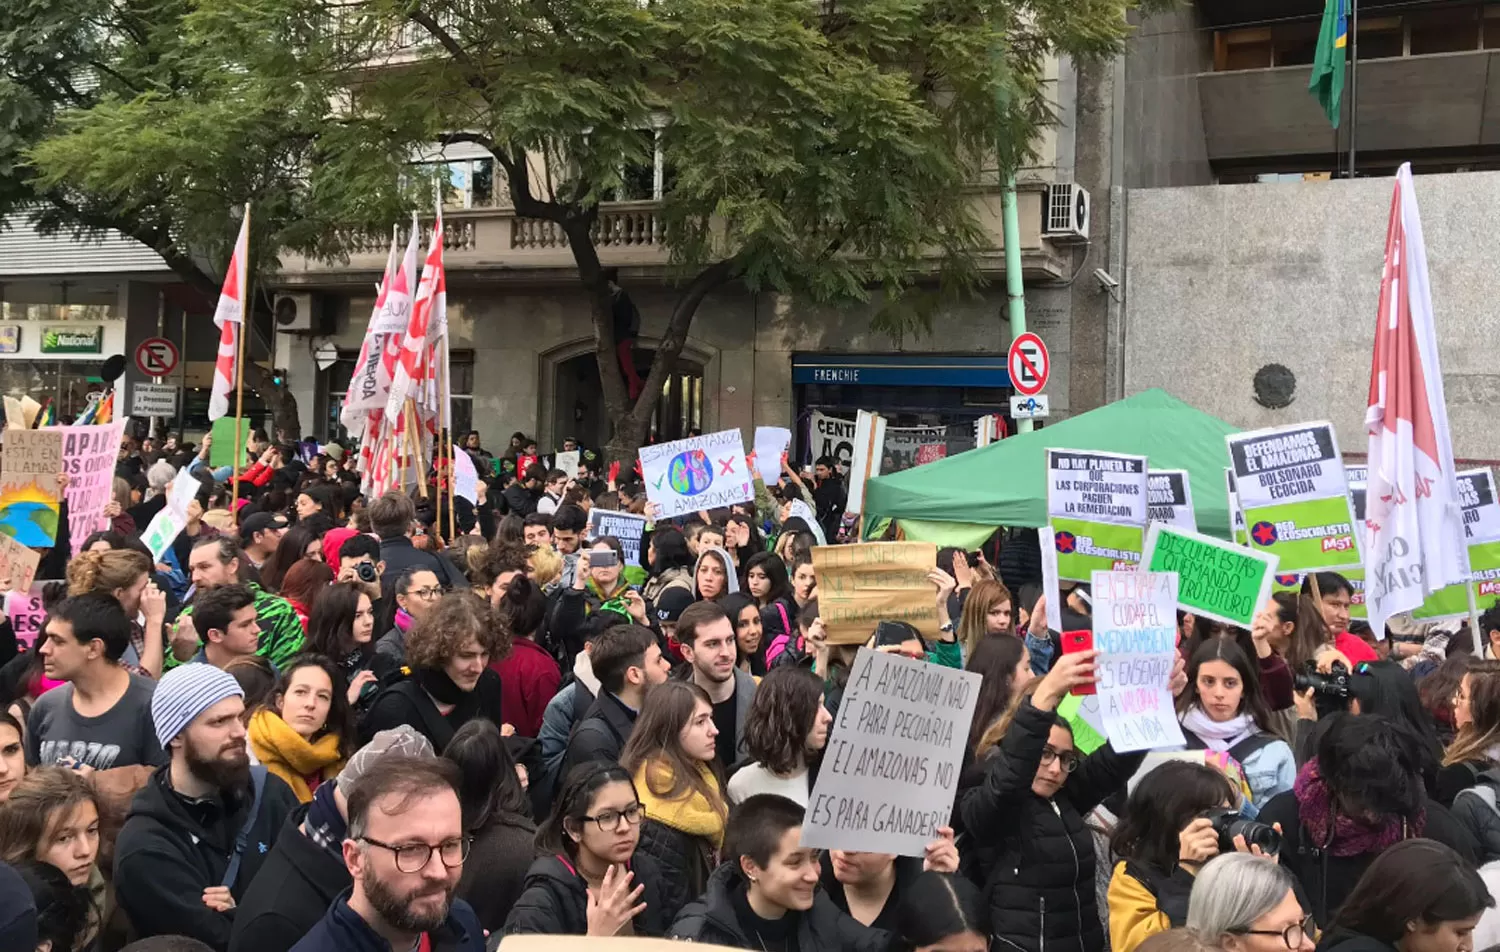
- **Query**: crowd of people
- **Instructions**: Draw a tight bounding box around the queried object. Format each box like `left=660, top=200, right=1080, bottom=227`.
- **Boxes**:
left=0, top=427, right=1496, bottom=952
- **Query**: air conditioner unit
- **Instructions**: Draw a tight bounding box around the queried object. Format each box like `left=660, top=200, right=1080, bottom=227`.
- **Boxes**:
left=1043, top=183, right=1091, bottom=242
left=273, top=292, right=324, bottom=333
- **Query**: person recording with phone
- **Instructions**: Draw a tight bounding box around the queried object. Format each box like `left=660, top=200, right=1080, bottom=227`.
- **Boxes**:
left=956, top=647, right=1145, bottom=952
left=550, top=538, right=654, bottom=663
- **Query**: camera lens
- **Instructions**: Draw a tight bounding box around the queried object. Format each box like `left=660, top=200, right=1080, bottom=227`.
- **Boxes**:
left=1225, top=817, right=1282, bottom=855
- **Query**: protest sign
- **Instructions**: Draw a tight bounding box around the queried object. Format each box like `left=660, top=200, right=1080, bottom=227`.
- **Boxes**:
left=812, top=542, right=938, bottom=645
left=554, top=450, right=580, bottom=477
left=1143, top=523, right=1277, bottom=629
left=0, top=534, right=40, bottom=592
left=452, top=449, right=479, bottom=504
left=209, top=416, right=251, bottom=470
left=638, top=429, right=753, bottom=519
left=1047, top=449, right=1148, bottom=582
left=6, top=582, right=54, bottom=651
left=1059, top=693, right=1108, bottom=755
left=1147, top=470, right=1196, bottom=531
left=1412, top=469, right=1500, bottom=620
left=1225, top=469, right=1248, bottom=546
left=62, top=418, right=130, bottom=553
left=1228, top=422, right=1360, bottom=572
left=913, top=444, right=948, bottom=467
left=884, top=425, right=948, bottom=473
left=802, top=647, right=980, bottom=856
left=753, top=427, right=792, bottom=484
left=846, top=411, right=886, bottom=516
left=1091, top=570, right=1186, bottom=752
left=810, top=411, right=857, bottom=470
left=587, top=508, right=649, bottom=568
left=141, top=506, right=186, bottom=561
left=0, top=428, right=63, bottom=547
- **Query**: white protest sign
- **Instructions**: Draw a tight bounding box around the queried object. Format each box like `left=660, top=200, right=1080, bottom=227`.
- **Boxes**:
left=588, top=509, right=649, bottom=568
left=846, top=410, right=886, bottom=515
left=1091, top=570, right=1185, bottom=753
left=1227, top=422, right=1351, bottom=510
left=811, top=411, right=858, bottom=471
left=453, top=448, right=479, bottom=504
left=753, top=426, right=792, bottom=484
left=638, top=429, right=754, bottom=519
left=1147, top=470, right=1196, bottom=531
left=803, top=647, right=981, bottom=856
left=1458, top=469, right=1500, bottom=544
left=1047, top=450, right=1149, bottom=526
left=554, top=450, right=581, bottom=478
left=141, top=506, right=186, bottom=561
left=62, top=418, right=130, bottom=554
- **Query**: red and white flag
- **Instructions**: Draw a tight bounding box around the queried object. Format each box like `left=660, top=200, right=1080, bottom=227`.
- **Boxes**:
left=385, top=208, right=445, bottom=426
left=208, top=207, right=250, bottom=421
left=1363, top=162, right=1468, bottom=636
left=343, top=217, right=419, bottom=432
left=340, top=229, right=398, bottom=438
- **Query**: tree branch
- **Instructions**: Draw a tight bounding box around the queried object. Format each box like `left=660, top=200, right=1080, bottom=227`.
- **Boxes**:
left=627, top=257, right=738, bottom=428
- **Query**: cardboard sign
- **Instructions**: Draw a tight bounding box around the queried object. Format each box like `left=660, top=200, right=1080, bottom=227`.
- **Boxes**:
left=587, top=509, right=648, bottom=568
left=1227, top=422, right=1360, bottom=572
left=753, top=426, right=792, bottom=484
left=0, top=534, right=41, bottom=592
left=812, top=542, right=938, bottom=645
left=802, top=647, right=981, bottom=856
left=6, top=582, right=54, bottom=651
left=0, top=429, right=63, bottom=547
left=1047, top=449, right=1148, bottom=582
left=1147, top=469, right=1196, bottom=531
left=638, top=429, right=754, bottom=519
left=209, top=417, right=252, bottom=470
left=1142, top=523, right=1278, bottom=629
left=62, top=418, right=130, bottom=553
left=1092, top=570, right=1185, bottom=753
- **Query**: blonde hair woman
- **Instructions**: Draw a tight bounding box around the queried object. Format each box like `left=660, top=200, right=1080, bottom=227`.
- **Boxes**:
left=955, top=579, right=1014, bottom=662
left=66, top=548, right=166, bottom=678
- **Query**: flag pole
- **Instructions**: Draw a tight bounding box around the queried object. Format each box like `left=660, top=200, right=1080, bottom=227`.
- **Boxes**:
left=405, top=399, right=427, bottom=499
left=1348, top=0, right=1359, bottom=178
left=230, top=204, right=250, bottom=528
left=1468, top=580, right=1482, bottom=644
left=442, top=339, right=457, bottom=539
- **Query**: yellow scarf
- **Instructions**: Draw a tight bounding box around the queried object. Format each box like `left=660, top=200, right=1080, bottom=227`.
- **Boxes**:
left=248, top=708, right=345, bottom=803
left=631, top=760, right=726, bottom=847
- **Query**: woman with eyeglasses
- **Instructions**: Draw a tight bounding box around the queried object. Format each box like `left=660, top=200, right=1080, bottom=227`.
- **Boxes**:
left=955, top=648, right=1144, bottom=952
left=1447, top=661, right=1500, bottom=861
left=504, top=762, right=669, bottom=936
left=1108, top=760, right=1267, bottom=952
left=1185, top=853, right=1313, bottom=952
left=1318, top=839, right=1491, bottom=952
left=373, top=567, right=444, bottom=670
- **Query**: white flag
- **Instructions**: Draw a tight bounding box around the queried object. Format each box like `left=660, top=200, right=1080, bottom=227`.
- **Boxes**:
left=208, top=207, right=249, bottom=421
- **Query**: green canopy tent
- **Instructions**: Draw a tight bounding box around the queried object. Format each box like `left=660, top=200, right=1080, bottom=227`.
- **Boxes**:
left=862, top=389, right=1242, bottom=547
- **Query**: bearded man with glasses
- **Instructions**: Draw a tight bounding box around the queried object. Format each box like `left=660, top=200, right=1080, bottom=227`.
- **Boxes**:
left=291, top=755, right=485, bottom=952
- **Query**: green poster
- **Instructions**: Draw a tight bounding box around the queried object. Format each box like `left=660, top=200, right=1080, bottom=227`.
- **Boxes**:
left=1050, top=517, right=1144, bottom=583
left=1142, top=523, right=1278, bottom=628
left=1411, top=540, right=1500, bottom=621
left=1058, top=693, right=1108, bottom=755
left=1240, top=496, right=1360, bottom=573
left=1411, top=581, right=1471, bottom=621
left=209, top=417, right=252, bottom=470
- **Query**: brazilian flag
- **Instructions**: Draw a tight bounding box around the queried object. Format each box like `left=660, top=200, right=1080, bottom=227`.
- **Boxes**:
left=1309, top=0, right=1348, bottom=127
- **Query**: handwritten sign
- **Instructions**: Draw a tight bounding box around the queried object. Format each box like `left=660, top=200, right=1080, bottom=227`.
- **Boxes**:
left=0, top=429, right=63, bottom=547
left=452, top=448, right=479, bottom=504
left=62, top=418, right=129, bottom=553
left=0, top=534, right=41, bottom=592
left=587, top=509, right=648, bottom=568
left=1092, top=570, right=1185, bottom=753
left=554, top=450, right=580, bottom=478
left=6, top=581, right=55, bottom=651
left=803, top=648, right=981, bottom=856
left=638, top=429, right=753, bottom=519
left=1143, top=523, right=1278, bottom=629
left=812, top=542, right=938, bottom=645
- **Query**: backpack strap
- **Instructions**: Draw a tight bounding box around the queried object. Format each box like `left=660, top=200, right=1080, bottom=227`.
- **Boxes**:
left=221, top=765, right=268, bottom=890
left=1226, top=733, right=1278, bottom=765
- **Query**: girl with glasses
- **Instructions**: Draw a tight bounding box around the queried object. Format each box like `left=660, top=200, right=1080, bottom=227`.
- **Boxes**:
left=374, top=567, right=444, bottom=670
left=1447, top=660, right=1500, bottom=862
left=1185, top=853, right=1313, bottom=952
left=955, top=648, right=1144, bottom=952
left=504, top=762, right=669, bottom=937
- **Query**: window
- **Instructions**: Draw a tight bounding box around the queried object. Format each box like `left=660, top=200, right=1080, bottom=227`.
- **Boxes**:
left=1356, top=17, right=1405, bottom=60
left=606, top=124, right=672, bottom=202
left=1410, top=7, right=1479, bottom=55
left=428, top=158, right=497, bottom=209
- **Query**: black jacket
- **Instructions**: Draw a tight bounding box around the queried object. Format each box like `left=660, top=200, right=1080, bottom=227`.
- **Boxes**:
left=114, top=765, right=300, bottom=951
left=1258, top=787, right=1478, bottom=926
left=502, top=483, right=540, bottom=518
left=561, top=691, right=637, bottom=779
left=229, top=806, right=351, bottom=952
left=501, top=852, right=669, bottom=937
left=1451, top=765, right=1500, bottom=864
left=457, top=810, right=538, bottom=934
left=819, top=853, right=925, bottom=932
left=1315, top=928, right=1400, bottom=952
left=377, top=535, right=469, bottom=592
left=292, top=890, right=484, bottom=952
left=360, top=668, right=505, bottom=750
left=669, top=861, right=888, bottom=952
left=812, top=478, right=846, bottom=542
left=956, top=697, right=1144, bottom=952
left=635, top=816, right=716, bottom=925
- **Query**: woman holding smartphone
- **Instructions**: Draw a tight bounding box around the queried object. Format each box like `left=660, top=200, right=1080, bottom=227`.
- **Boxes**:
left=551, top=537, right=653, bottom=660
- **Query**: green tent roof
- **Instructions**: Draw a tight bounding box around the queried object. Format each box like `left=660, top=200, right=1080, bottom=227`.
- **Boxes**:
left=863, top=389, right=1242, bottom=538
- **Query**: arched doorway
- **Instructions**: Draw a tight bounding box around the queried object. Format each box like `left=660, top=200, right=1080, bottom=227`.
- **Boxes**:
left=550, top=345, right=706, bottom=451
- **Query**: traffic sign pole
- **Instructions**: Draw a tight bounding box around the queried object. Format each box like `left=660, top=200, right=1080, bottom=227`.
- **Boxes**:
left=1001, top=172, right=1034, bottom=433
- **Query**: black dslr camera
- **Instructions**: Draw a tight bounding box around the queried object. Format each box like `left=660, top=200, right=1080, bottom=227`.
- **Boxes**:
left=1294, top=659, right=1354, bottom=718
left=1199, top=807, right=1282, bottom=855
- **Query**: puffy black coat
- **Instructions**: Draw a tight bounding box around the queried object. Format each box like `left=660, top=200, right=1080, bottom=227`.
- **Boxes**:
left=501, top=852, right=669, bottom=937
left=1451, top=766, right=1500, bottom=864
left=669, top=860, right=888, bottom=952
left=634, top=817, right=715, bottom=925
left=956, top=697, right=1143, bottom=952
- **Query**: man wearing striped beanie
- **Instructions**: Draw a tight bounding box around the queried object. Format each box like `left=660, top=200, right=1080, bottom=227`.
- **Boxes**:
left=113, top=663, right=300, bottom=951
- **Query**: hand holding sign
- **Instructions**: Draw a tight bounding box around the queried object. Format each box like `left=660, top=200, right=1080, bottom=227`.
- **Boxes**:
left=1091, top=570, right=1186, bottom=753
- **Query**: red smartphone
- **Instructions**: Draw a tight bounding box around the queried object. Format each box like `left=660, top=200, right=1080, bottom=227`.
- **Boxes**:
left=1060, top=629, right=1096, bottom=695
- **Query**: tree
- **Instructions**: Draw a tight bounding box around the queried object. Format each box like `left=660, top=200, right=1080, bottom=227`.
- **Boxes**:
left=0, top=0, right=422, bottom=436
left=193, top=0, right=1155, bottom=461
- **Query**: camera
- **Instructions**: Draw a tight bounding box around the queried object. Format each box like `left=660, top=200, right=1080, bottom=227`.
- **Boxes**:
left=1200, top=807, right=1281, bottom=855
left=1294, top=659, right=1352, bottom=698
left=354, top=561, right=378, bottom=584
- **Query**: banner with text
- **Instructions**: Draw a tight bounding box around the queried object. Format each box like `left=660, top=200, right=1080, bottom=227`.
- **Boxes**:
left=639, top=429, right=754, bottom=519
left=812, top=542, right=939, bottom=645
left=1093, top=570, right=1186, bottom=752
left=802, top=648, right=980, bottom=856
left=808, top=411, right=950, bottom=476
left=1147, top=469, right=1196, bottom=531
left=6, top=581, right=55, bottom=651
left=62, top=418, right=130, bottom=554
left=1412, top=469, right=1500, bottom=620
left=588, top=508, right=649, bottom=569
left=0, top=429, right=62, bottom=547
left=1143, top=523, right=1278, bottom=629
left=1226, top=469, right=1248, bottom=546
left=1047, top=449, right=1149, bottom=582
left=1228, top=422, right=1360, bottom=572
